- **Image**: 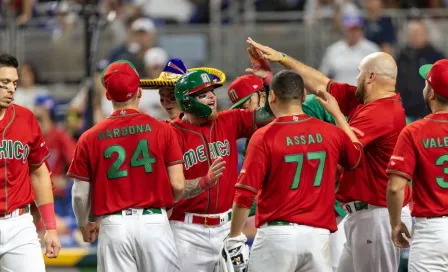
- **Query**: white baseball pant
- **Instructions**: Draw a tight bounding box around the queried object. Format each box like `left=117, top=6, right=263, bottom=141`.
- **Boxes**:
left=0, top=209, right=45, bottom=272
left=248, top=223, right=332, bottom=272
left=97, top=208, right=180, bottom=272
left=330, top=215, right=347, bottom=272
left=170, top=212, right=231, bottom=272
left=337, top=204, right=412, bottom=272
left=408, top=217, right=448, bottom=271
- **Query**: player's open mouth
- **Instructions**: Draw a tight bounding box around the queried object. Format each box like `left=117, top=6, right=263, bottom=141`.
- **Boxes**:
left=166, top=107, right=173, bottom=111
left=208, top=102, right=215, bottom=107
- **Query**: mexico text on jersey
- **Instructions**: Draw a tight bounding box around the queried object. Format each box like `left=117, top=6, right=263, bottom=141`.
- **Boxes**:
left=0, top=104, right=50, bottom=214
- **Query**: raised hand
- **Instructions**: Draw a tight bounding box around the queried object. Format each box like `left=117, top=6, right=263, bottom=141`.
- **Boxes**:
left=199, top=157, right=226, bottom=190
left=245, top=46, right=273, bottom=84
left=246, top=37, right=283, bottom=62
left=315, top=90, right=343, bottom=117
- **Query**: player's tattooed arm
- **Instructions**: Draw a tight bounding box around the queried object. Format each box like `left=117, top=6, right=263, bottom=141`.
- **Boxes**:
left=181, top=178, right=204, bottom=199
left=255, top=85, right=275, bottom=124
left=181, top=157, right=226, bottom=199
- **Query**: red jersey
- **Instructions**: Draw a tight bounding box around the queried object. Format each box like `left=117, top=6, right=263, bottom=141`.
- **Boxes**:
left=67, top=109, right=183, bottom=216
left=328, top=81, right=412, bottom=207
left=387, top=113, right=448, bottom=217
left=44, top=126, right=76, bottom=196
left=0, top=104, right=50, bottom=213
left=169, top=109, right=256, bottom=219
left=233, top=115, right=362, bottom=232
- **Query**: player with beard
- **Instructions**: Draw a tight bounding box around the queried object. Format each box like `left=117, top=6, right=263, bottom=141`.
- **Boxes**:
left=387, top=59, right=448, bottom=272
left=247, top=38, right=412, bottom=272
left=169, top=69, right=274, bottom=271
left=139, top=58, right=225, bottom=121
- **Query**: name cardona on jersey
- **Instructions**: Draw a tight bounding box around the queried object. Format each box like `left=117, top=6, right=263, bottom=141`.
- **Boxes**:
left=184, top=140, right=230, bottom=170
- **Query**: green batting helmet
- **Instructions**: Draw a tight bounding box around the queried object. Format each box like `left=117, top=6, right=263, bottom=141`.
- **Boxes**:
left=174, top=70, right=222, bottom=118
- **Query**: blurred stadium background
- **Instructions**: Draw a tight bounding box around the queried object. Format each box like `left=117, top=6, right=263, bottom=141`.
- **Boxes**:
left=4, top=0, right=448, bottom=271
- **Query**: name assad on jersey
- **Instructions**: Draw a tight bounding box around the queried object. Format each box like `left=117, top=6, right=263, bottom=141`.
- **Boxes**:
left=169, top=109, right=256, bottom=220
left=0, top=104, right=50, bottom=213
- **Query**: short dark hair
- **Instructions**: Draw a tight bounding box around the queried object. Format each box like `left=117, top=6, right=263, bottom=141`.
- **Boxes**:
left=435, top=92, right=448, bottom=105
left=270, top=70, right=305, bottom=102
left=0, top=53, right=18, bottom=68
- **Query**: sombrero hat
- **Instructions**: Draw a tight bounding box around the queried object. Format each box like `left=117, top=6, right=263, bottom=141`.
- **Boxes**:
left=139, top=58, right=226, bottom=89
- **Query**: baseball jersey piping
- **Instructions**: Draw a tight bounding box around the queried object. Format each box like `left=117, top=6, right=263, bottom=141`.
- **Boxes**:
left=28, top=153, right=50, bottom=167
left=348, top=144, right=363, bottom=170
left=3, top=105, right=15, bottom=213
left=171, top=122, right=212, bottom=213
left=235, top=183, right=258, bottom=194
left=209, top=122, right=220, bottom=214
left=423, top=117, right=448, bottom=123
left=270, top=117, right=313, bottom=124
left=106, top=113, right=141, bottom=119
left=166, top=159, right=184, bottom=166
left=67, top=172, right=90, bottom=181
left=386, top=169, right=412, bottom=181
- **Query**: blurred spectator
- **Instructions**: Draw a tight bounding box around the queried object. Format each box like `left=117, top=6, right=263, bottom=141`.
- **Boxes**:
left=109, top=17, right=157, bottom=77
left=3, top=0, right=35, bottom=25
left=133, top=0, right=194, bottom=24
left=319, top=16, right=380, bottom=85
left=34, top=94, right=77, bottom=211
left=364, top=0, right=396, bottom=55
left=107, top=16, right=138, bottom=63
left=396, top=19, right=444, bottom=120
left=144, top=47, right=169, bottom=79
left=14, top=62, right=49, bottom=110
left=304, top=0, right=360, bottom=26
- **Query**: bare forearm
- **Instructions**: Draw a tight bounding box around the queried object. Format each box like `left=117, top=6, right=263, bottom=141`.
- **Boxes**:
left=230, top=203, right=251, bottom=237
left=333, top=113, right=360, bottom=143
left=22, top=0, right=33, bottom=17
left=280, top=56, right=330, bottom=94
left=72, top=180, right=91, bottom=228
left=387, top=187, right=404, bottom=227
left=181, top=178, right=204, bottom=199
left=30, top=164, right=54, bottom=206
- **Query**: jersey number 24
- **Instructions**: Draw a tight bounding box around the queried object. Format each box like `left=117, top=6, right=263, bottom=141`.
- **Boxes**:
left=284, top=151, right=327, bottom=189
left=104, top=139, right=156, bottom=179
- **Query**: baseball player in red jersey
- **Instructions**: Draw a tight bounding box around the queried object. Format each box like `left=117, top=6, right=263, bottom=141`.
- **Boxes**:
left=247, top=38, right=412, bottom=272
left=0, top=53, right=60, bottom=271
left=387, top=59, right=448, bottom=271
left=67, top=60, right=185, bottom=272
left=224, top=70, right=363, bottom=272
left=169, top=69, right=274, bottom=271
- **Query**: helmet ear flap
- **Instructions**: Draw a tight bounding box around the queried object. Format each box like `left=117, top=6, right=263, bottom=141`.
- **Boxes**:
left=181, top=95, right=212, bottom=118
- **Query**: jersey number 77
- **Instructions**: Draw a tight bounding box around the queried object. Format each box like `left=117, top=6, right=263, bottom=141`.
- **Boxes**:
left=284, top=151, right=327, bottom=189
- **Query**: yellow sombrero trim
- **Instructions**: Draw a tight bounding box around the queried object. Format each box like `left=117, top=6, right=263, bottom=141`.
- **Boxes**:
left=140, top=67, right=226, bottom=89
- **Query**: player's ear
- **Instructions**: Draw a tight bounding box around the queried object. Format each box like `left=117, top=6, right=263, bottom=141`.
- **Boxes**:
left=302, top=89, right=307, bottom=103
left=137, top=88, right=142, bottom=98
left=429, top=88, right=436, bottom=100
left=269, top=89, right=276, bottom=103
